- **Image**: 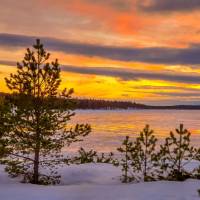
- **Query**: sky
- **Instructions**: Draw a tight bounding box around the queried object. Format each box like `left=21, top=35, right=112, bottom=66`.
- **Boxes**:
left=1, top=0, right=200, bottom=105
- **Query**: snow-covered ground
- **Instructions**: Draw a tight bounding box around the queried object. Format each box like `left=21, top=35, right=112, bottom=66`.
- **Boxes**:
left=0, top=164, right=199, bottom=200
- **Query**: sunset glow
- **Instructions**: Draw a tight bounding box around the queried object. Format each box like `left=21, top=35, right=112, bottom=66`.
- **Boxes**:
left=1, top=0, right=200, bottom=105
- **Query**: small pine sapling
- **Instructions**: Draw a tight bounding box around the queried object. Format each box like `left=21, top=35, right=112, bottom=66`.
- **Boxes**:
left=117, top=136, right=135, bottom=183
left=158, top=124, right=197, bottom=181
left=133, top=125, right=158, bottom=181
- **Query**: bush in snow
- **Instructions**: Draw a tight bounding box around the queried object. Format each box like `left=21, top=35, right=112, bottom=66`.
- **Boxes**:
left=73, top=148, right=98, bottom=164
left=72, top=148, right=117, bottom=165
left=96, top=152, right=117, bottom=164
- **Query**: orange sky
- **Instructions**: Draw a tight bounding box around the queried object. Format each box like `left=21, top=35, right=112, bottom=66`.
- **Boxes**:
left=1, top=0, right=200, bottom=105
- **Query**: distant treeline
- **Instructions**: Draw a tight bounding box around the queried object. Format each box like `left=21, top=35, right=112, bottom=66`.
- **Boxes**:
left=74, top=98, right=200, bottom=110
left=1, top=92, right=200, bottom=110
left=75, top=99, right=142, bottom=109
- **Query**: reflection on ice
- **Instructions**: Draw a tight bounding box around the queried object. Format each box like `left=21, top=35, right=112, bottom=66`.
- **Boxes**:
left=65, top=110, right=200, bottom=153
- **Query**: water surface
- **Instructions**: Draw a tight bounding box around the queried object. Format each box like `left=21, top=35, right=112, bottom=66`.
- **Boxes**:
left=66, top=110, right=200, bottom=153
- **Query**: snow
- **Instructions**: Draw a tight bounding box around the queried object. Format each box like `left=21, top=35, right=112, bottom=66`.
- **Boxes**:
left=0, top=164, right=199, bottom=200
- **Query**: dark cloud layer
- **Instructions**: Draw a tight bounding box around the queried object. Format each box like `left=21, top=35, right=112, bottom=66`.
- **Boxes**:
left=139, top=0, right=200, bottom=12
left=1, top=33, right=200, bottom=66
left=1, top=58, right=200, bottom=84
left=142, top=91, right=200, bottom=97
left=130, top=85, right=200, bottom=92
left=0, top=60, right=16, bottom=66
left=0, top=33, right=200, bottom=65
left=61, top=65, right=200, bottom=84
left=86, top=0, right=131, bottom=11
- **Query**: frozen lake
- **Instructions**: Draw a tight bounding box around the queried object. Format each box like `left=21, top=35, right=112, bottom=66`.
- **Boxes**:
left=66, top=109, right=200, bottom=153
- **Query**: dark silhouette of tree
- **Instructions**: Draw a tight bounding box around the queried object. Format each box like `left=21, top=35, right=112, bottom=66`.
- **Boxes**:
left=4, top=39, right=91, bottom=184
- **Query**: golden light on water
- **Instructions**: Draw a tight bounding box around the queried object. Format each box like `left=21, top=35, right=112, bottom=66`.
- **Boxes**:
left=67, top=109, right=200, bottom=152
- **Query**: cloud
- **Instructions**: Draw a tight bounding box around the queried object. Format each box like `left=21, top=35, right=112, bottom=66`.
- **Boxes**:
left=130, top=85, right=200, bottom=92
left=0, top=60, right=16, bottom=66
left=85, top=0, right=132, bottom=11
left=142, top=91, right=200, bottom=97
left=2, top=58, right=200, bottom=84
left=2, top=33, right=200, bottom=65
left=61, top=65, right=200, bottom=84
left=138, top=0, right=200, bottom=12
left=140, top=99, right=200, bottom=106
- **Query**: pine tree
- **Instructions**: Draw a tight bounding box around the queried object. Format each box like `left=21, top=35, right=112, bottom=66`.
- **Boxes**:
left=0, top=95, right=15, bottom=161
left=4, top=39, right=91, bottom=184
left=117, top=136, right=135, bottom=183
left=117, top=126, right=158, bottom=183
left=0, top=97, right=6, bottom=159
left=158, top=124, right=197, bottom=181
left=193, top=148, right=200, bottom=179
left=133, top=125, right=158, bottom=181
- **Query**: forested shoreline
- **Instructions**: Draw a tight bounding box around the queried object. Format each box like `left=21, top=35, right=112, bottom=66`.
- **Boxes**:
left=1, top=93, right=200, bottom=110
left=75, top=99, right=200, bottom=110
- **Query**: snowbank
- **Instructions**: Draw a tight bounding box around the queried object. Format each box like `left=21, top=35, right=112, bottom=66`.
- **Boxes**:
left=0, top=164, right=199, bottom=200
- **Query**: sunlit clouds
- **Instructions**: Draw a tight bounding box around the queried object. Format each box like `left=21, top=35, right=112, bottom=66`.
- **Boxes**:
left=0, top=0, right=200, bottom=105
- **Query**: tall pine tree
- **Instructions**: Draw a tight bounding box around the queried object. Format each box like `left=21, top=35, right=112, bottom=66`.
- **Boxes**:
left=4, top=39, right=91, bottom=184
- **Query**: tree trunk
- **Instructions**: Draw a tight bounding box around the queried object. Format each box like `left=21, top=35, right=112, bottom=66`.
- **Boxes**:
left=125, top=143, right=128, bottom=183
left=144, top=134, right=148, bottom=181
left=33, top=104, right=41, bottom=184
left=33, top=147, right=39, bottom=184
left=178, top=133, right=182, bottom=173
